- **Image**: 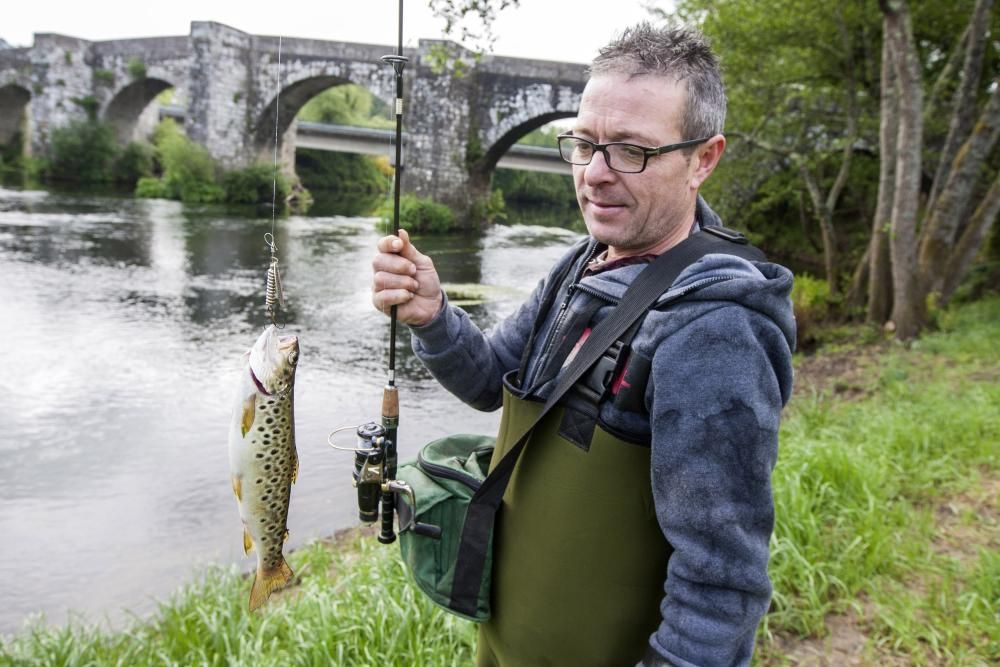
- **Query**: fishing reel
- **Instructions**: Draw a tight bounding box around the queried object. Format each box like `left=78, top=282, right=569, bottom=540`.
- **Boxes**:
left=329, top=394, right=441, bottom=543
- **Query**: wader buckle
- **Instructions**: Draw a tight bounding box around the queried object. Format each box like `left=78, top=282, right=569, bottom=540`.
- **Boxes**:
left=577, top=339, right=626, bottom=404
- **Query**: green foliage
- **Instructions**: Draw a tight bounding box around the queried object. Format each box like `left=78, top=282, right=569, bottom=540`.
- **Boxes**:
left=70, top=95, right=99, bottom=120
left=0, top=131, right=25, bottom=181
left=382, top=194, right=458, bottom=233
left=296, top=84, right=393, bottom=128
left=790, top=274, right=839, bottom=350
left=0, top=539, right=476, bottom=666
left=425, top=42, right=477, bottom=77
left=221, top=164, right=290, bottom=205
left=47, top=120, right=119, bottom=183
left=112, top=141, right=155, bottom=186
left=126, top=58, right=147, bottom=80
left=93, top=69, right=115, bottom=86
left=760, top=298, right=1000, bottom=664
left=468, top=188, right=507, bottom=225
left=136, top=121, right=298, bottom=207
left=429, top=0, right=521, bottom=54
left=516, top=124, right=563, bottom=148
left=492, top=168, right=575, bottom=207
left=296, top=148, right=389, bottom=195
left=134, top=176, right=168, bottom=199
left=151, top=119, right=223, bottom=203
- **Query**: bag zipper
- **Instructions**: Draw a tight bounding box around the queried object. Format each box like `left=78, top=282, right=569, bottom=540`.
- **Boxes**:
left=416, top=446, right=492, bottom=491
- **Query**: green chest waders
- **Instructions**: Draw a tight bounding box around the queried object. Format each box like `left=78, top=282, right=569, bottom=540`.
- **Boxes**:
left=475, top=383, right=671, bottom=667
left=440, top=229, right=765, bottom=665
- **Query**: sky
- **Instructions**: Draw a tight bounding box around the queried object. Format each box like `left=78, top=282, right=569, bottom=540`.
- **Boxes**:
left=2, top=0, right=666, bottom=65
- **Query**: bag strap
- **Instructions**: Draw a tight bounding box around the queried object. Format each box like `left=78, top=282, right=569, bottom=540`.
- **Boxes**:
left=448, top=228, right=764, bottom=616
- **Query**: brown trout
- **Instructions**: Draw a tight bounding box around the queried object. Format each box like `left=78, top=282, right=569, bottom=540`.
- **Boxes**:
left=228, top=325, right=300, bottom=610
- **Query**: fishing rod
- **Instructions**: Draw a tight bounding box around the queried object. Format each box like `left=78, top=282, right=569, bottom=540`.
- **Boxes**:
left=330, top=0, right=440, bottom=544
left=376, top=0, right=408, bottom=544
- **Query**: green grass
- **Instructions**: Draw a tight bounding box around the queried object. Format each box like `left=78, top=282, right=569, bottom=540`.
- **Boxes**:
left=0, top=538, right=475, bottom=666
left=2, top=298, right=998, bottom=666
left=758, top=297, right=999, bottom=664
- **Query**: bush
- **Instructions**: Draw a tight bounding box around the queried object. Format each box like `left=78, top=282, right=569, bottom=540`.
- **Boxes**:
left=296, top=148, right=389, bottom=195
left=221, top=163, right=289, bottom=205
left=791, top=274, right=837, bottom=351
left=47, top=120, right=119, bottom=182
left=113, top=141, right=155, bottom=185
left=469, top=188, right=507, bottom=225
left=492, top=168, right=576, bottom=207
left=384, top=194, right=457, bottom=233
left=135, top=176, right=168, bottom=199
left=153, top=120, right=222, bottom=203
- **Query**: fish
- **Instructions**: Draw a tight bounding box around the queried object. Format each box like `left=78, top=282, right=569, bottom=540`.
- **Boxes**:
left=228, top=324, right=300, bottom=610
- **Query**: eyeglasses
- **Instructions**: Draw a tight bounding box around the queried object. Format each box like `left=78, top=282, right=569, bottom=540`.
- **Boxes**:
left=556, top=134, right=712, bottom=174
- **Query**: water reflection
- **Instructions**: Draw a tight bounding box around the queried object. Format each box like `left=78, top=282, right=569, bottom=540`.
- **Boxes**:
left=0, top=185, right=583, bottom=634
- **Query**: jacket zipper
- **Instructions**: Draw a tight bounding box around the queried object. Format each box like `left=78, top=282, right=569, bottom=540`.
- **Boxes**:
left=533, top=244, right=602, bottom=380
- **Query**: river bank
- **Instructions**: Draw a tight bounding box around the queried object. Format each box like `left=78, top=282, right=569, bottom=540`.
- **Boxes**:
left=2, top=297, right=996, bottom=665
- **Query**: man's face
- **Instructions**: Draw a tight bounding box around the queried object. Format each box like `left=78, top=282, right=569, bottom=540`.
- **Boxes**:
left=571, top=73, right=714, bottom=258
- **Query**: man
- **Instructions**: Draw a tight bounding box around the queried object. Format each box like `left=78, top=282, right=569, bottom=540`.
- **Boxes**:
left=372, top=23, right=795, bottom=667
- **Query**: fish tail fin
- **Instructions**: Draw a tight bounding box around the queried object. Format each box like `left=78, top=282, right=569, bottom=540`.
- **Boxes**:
left=247, top=557, right=294, bottom=611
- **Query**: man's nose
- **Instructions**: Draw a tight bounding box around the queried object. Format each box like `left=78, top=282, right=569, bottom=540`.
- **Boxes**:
left=582, top=150, right=616, bottom=185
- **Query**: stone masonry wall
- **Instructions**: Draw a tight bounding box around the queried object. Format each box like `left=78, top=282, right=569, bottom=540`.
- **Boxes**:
left=3, top=25, right=586, bottom=212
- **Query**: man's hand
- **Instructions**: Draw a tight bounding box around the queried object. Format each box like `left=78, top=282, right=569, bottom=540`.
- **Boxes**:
left=372, top=229, right=444, bottom=327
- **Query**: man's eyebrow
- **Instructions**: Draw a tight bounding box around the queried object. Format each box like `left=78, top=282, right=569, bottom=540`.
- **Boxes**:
left=568, top=127, right=657, bottom=145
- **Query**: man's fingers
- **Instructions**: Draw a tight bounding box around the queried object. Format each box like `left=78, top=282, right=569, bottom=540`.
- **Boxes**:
left=376, top=234, right=405, bottom=253
left=372, top=288, right=414, bottom=311
left=372, top=251, right=417, bottom=277
left=373, top=270, right=420, bottom=293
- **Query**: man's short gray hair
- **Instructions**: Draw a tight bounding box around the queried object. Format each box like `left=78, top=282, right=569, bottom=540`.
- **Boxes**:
left=589, top=22, right=727, bottom=141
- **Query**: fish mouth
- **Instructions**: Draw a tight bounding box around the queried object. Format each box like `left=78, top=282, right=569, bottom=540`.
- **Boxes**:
left=277, top=335, right=298, bottom=352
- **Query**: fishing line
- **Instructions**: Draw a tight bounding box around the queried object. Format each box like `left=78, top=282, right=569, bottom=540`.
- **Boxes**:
left=266, top=36, right=286, bottom=327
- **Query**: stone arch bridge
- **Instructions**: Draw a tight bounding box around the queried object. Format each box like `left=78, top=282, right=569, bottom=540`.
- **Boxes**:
left=0, top=22, right=587, bottom=209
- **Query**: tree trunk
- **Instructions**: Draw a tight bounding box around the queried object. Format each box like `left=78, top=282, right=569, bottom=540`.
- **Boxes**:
left=867, top=32, right=897, bottom=325
left=801, top=166, right=840, bottom=293
left=940, top=174, right=1000, bottom=303
left=925, top=0, right=994, bottom=212
left=917, top=79, right=1000, bottom=293
left=881, top=0, right=925, bottom=339
left=844, top=244, right=871, bottom=314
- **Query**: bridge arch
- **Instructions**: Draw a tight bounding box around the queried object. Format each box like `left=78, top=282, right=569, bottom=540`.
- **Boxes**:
left=253, top=74, right=392, bottom=159
left=253, top=75, right=354, bottom=156
left=0, top=84, right=31, bottom=149
left=103, top=77, right=176, bottom=143
left=475, top=110, right=576, bottom=181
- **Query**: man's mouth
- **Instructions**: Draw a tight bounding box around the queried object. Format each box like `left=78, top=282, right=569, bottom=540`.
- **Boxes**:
left=586, top=198, right=626, bottom=212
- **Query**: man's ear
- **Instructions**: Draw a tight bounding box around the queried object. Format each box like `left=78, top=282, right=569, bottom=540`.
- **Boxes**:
left=690, top=134, right=726, bottom=189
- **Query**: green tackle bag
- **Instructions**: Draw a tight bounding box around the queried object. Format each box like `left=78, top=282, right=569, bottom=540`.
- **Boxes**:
left=396, top=434, right=496, bottom=622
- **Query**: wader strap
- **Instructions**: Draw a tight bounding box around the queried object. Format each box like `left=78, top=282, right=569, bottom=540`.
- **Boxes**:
left=449, top=228, right=766, bottom=616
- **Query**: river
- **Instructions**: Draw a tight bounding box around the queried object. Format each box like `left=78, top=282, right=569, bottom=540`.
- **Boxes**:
left=0, top=186, right=582, bottom=634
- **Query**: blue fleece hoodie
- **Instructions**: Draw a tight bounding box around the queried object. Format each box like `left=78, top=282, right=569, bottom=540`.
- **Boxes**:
left=409, top=199, right=796, bottom=666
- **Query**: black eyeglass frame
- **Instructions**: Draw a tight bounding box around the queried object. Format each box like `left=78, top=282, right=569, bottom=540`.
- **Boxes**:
left=556, top=133, right=713, bottom=173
